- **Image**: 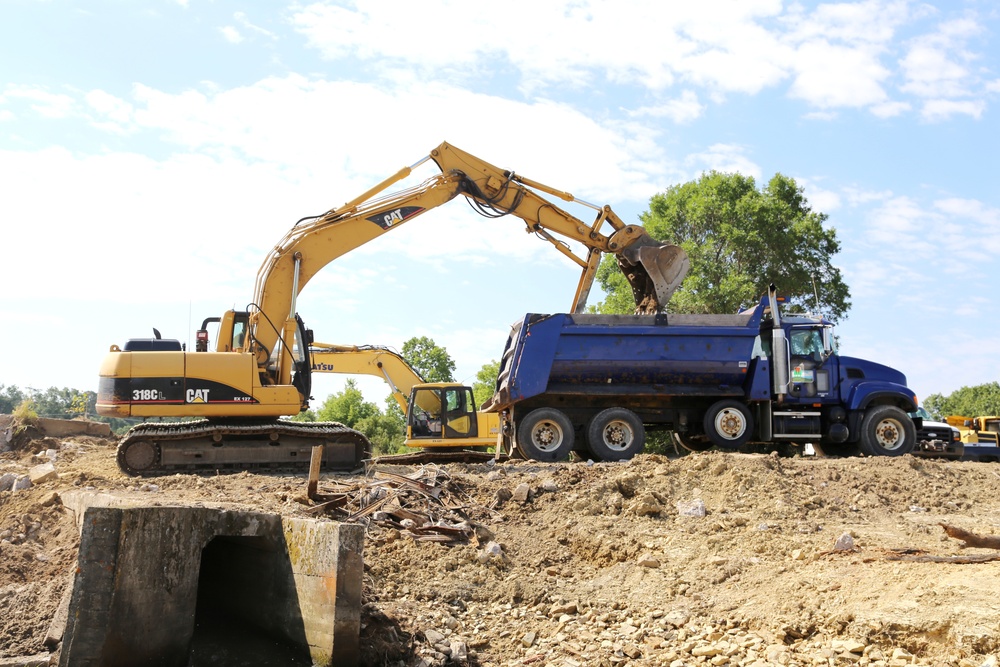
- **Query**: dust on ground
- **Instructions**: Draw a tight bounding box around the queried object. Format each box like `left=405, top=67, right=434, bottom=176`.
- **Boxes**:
left=3, top=419, right=1000, bottom=666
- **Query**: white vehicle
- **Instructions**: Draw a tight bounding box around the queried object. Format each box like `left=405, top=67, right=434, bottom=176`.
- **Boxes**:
left=910, top=407, right=963, bottom=459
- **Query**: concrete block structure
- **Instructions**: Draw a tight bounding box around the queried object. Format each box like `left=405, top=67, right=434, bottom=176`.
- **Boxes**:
left=57, top=494, right=363, bottom=666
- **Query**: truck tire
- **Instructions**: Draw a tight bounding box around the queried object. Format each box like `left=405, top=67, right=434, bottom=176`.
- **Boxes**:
left=858, top=405, right=915, bottom=456
left=516, top=408, right=575, bottom=462
left=586, top=408, right=645, bottom=461
left=703, top=400, right=754, bottom=449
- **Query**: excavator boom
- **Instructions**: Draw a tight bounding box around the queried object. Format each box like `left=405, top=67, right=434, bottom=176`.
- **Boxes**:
left=250, top=143, right=688, bottom=386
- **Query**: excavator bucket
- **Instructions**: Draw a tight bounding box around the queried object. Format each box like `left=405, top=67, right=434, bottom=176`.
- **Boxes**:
left=618, top=233, right=690, bottom=314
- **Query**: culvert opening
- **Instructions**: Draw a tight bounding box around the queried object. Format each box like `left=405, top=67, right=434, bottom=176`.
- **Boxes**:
left=187, top=534, right=312, bottom=666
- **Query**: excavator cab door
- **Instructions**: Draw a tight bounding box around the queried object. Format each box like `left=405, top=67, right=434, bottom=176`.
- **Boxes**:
left=442, top=387, right=477, bottom=438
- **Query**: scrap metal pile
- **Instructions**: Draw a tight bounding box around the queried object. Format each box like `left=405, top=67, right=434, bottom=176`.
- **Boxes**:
left=305, top=464, right=500, bottom=545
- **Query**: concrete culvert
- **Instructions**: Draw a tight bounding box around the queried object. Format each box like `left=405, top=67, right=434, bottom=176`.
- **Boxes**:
left=56, top=493, right=364, bottom=667
left=188, top=535, right=313, bottom=666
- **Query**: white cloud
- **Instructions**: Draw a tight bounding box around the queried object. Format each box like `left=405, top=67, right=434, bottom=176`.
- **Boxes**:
left=300, top=0, right=784, bottom=96
left=789, top=40, right=891, bottom=108
left=234, top=11, right=275, bottom=39
left=630, top=91, right=705, bottom=124
left=869, top=100, right=911, bottom=117
left=797, top=179, right=842, bottom=213
left=845, top=193, right=1000, bottom=303
left=920, top=98, right=985, bottom=121
left=284, top=1, right=999, bottom=121
left=2, top=85, right=77, bottom=119
left=684, top=144, right=762, bottom=180
left=220, top=26, right=243, bottom=44
left=843, top=187, right=893, bottom=206
left=64, top=75, right=673, bottom=205
left=84, top=89, right=133, bottom=124
left=900, top=18, right=981, bottom=98
left=934, top=198, right=1000, bottom=252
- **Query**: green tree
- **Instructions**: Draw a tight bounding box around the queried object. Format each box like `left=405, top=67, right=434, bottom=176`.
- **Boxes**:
left=23, top=387, right=95, bottom=419
left=0, top=385, right=27, bottom=414
left=402, top=336, right=456, bottom=382
left=924, top=382, right=1000, bottom=419
left=356, top=410, right=407, bottom=455
left=472, top=360, right=500, bottom=408
left=305, top=379, right=407, bottom=455
left=596, top=171, right=850, bottom=319
left=315, top=379, right=381, bottom=426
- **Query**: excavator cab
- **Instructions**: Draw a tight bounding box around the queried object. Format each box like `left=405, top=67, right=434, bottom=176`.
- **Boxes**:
left=407, top=384, right=478, bottom=441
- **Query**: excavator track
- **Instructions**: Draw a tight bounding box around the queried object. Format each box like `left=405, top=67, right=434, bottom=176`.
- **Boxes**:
left=116, top=419, right=371, bottom=476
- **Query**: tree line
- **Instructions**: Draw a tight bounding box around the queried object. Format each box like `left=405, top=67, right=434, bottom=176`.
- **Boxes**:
left=924, top=383, right=1000, bottom=421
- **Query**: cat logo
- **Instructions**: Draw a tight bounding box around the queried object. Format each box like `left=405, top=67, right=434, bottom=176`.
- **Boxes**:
left=186, top=389, right=210, bottom=403
left=366, top=206, right=425, bottom=230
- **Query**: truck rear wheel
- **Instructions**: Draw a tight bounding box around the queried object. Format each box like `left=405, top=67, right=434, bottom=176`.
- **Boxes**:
left=586, top=408, right=645, bottom=461
left=858, top=405, right=915, bottom=456
left=703, top=400, right=754, bottom=449
left=516, top=408, right=575, bottom=462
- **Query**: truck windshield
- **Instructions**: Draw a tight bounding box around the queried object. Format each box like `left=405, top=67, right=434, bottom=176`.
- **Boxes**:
left=789, top=328, right=825, bottom=360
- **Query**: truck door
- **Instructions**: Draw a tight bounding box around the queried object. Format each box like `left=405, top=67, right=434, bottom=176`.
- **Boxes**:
left=786, top=326, right=838, bottom=401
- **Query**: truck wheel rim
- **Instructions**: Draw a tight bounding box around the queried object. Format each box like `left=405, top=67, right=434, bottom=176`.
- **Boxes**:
left=530, top=420, right=564, bottom=452
left=714, top=409, right=747, bottom=441
left=602, top=420, right=634, bottom=451
left=875, top=417, right=905, bottom=450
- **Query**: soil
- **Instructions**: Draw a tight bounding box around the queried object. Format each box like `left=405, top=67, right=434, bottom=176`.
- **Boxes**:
left=3, top=419, right=1000, bottom=666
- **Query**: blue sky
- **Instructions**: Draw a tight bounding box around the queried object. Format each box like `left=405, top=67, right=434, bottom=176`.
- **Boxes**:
left=2, top=0, right=998, bottom=410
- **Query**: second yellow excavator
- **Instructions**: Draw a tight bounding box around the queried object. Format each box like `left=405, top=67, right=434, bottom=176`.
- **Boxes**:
left=97, top=142, right=689, bottom=475
left=308, top=343, right=500, bottom=452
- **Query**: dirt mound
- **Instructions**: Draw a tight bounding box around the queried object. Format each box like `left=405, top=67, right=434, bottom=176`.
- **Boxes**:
left=3, top=431, right=1000, bottom=665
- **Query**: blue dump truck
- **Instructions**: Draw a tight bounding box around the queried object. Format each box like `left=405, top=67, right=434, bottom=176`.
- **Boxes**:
left=484, top=286, right=919, bottom=462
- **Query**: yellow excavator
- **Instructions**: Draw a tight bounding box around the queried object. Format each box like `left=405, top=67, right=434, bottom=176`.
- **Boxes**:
left=97, top=142, right=689, bottom=475
left=308, top=343, right=501, bottom=451
left=945, top=415, right=1000, bottom=462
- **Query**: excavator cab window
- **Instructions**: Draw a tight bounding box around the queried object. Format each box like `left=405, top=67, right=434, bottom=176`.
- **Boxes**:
left=408, top=388, right=444, bottom=438
left=407, top=386, right=478, bottom=439
left=443, top=387, right=477, bottom=438
left=232, top=319, right=247, bottom=351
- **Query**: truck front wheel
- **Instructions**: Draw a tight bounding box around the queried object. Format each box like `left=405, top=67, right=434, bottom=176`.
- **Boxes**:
left=587, top=408, right=645, bottom=461
left=704, top=400, right=754, bottom=449
left=858, top=405, right=915, bottom=456
left=516, top=408, right=575, bottom=462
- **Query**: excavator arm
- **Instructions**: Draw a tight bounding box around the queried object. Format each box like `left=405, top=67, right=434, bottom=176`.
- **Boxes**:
left=308, top=343, right=425, bottom=413
left=249, top=142, right=689, bottom=388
